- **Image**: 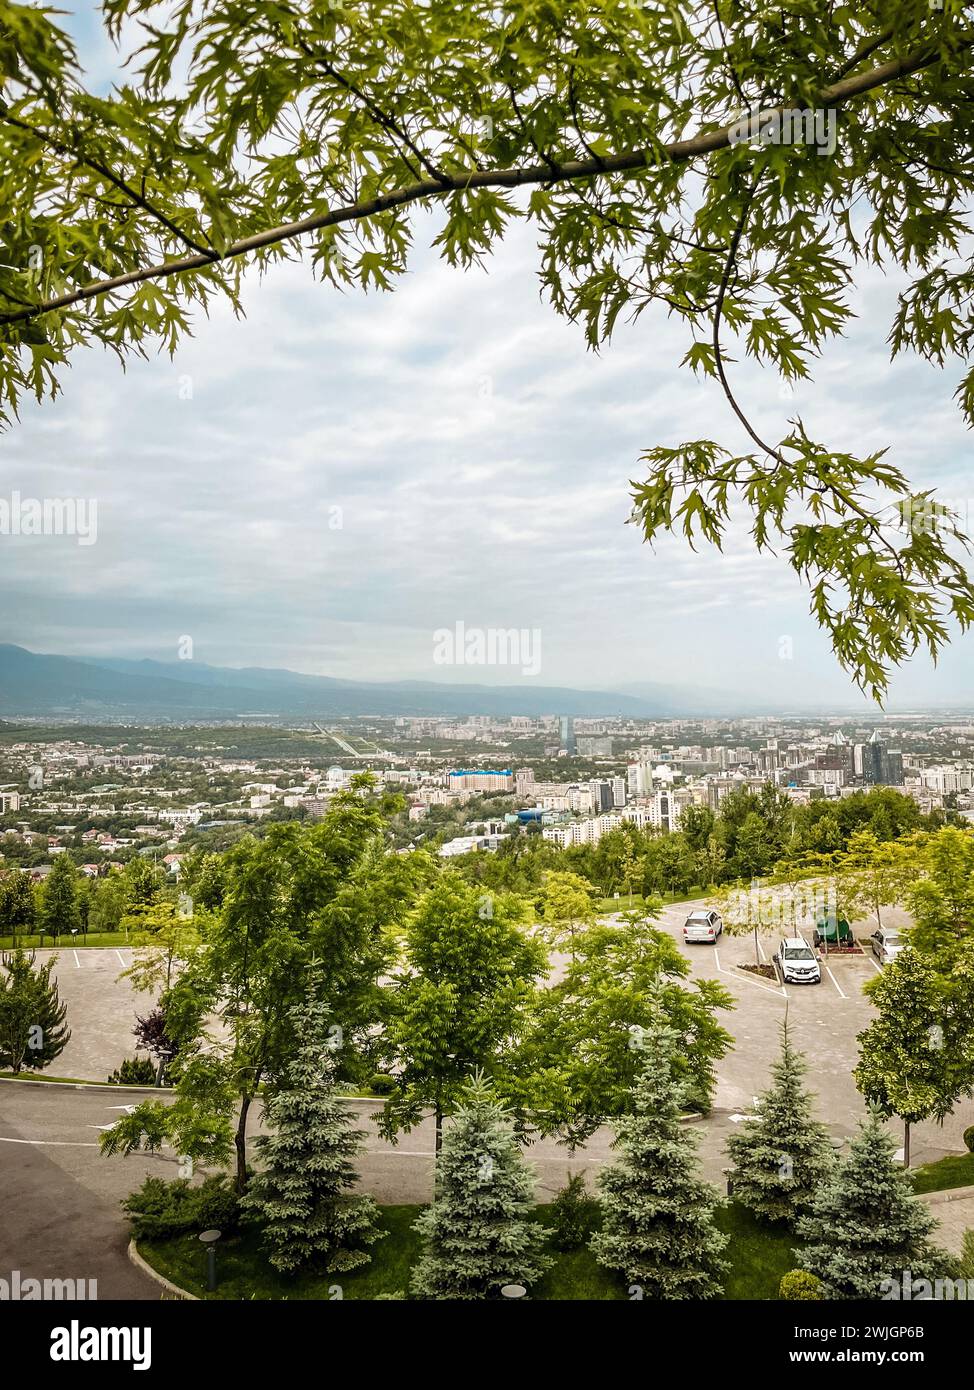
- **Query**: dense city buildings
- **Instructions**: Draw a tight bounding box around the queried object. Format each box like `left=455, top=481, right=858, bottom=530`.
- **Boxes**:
left=1, top=712, right=965, bottom=875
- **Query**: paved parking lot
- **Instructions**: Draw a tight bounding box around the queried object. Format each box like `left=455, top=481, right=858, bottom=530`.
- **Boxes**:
left=650, top=899, right=972, bottom=1160
left=26, top=946, right=145, bottom=1082
left=2, top=905, right=971, bottom=1294
left=18, top=906, right=974, bottom=1159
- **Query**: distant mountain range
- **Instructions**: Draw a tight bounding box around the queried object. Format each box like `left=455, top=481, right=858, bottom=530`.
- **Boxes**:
left=0, top=644, right=748, bottom=720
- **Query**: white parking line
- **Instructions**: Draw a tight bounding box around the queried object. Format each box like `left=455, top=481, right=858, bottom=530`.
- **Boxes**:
left=72, top=950, right=81, bottom=969
left=115, top=950, right=127, bottom=967
left=825, top=966, right=846, bottom=998
left=866, top=956, right=882, bottom=974
left=713, top=946, right=787, bottom=998
left=0, top=1136, right=99, bottom=1147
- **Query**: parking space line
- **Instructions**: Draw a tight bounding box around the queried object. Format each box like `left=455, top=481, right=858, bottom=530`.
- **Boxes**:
left=0, top=1136, right=99, bottom=1148
left=713, top=947, right=787, bottom=998
left=825, top=966, right=846, bottom=998
left=866, top=957, right=882, bottom=974
left=115, top=950, right=126, bottom=967
left=73, top=950, right=81, bottom=969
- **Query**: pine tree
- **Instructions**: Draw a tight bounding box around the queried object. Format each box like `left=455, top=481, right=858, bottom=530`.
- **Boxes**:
left=726, top=1021, right=832, bottom=1225
left=240, top=979, right=382, bottom=1275
left=410, top=1073, right=551, bottom=1299
left=590, top=1026, right=728, bottom=1299
left=796, top=1107, right=950, bottom=1299
left=0, top=949, right=71, bottom=1073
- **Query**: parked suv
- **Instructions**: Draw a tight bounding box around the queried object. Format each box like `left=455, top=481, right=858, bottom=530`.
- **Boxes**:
left=775, top=936, right=822, bottom=985
left=683, top=909, right=723, bottom=944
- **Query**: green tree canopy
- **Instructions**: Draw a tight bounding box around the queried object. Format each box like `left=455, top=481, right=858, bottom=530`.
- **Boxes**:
left=796, top=1106, right=948, bottom=1298
left=855, top=945, right=974, bottom=1166
left=39, top=854, right=79, bottom=939
left=514, top=910, right=733, bottom=1146
left=591, top=1025, right=729, bottom=1299
left=378, top=873, right=546, bottom=1151
left=410, top=1072, right=551, bottom=1300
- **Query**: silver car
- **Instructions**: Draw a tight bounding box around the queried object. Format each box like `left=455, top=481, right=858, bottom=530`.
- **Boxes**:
left=871, top=928, right=903, bottom=965
left=683, top=909, right=723, bottom=944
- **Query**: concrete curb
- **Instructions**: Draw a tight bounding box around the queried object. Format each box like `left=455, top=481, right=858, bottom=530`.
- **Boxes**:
left=919, top=1183, right=974, bottom=1207
left=0, top=1075, right=389, bottom=1101
left=127, top=1240, right=198, bottom=1301
left=0, top=1075, right=173, bottom=1094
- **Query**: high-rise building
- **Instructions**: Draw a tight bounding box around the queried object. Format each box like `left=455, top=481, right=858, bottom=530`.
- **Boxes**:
left=559, top=716, right=576, bottom=755
left=853, top=733, right=904, bottom=786
left=627, top=760, right=653, bottom=797
left=589, top=778, right=615, bottom=812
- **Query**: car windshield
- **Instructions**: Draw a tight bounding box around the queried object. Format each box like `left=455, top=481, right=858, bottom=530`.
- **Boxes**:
left=687, top=914, right=710, bottom=924
left=783, top=945, right=814, bottom=960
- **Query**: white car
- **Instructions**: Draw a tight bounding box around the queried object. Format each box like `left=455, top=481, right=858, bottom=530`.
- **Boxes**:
left=683, top=909, right=723, bottom=944
left=871, top=928, right=904, bottom=965
left=775, top=936, right=822, bottom=985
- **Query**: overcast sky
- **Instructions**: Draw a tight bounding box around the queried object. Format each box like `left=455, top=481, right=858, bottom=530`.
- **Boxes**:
left=1, top=6, right=972, bottom=709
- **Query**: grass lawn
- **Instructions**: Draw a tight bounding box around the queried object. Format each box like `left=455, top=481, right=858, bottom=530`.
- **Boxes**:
left=911, top=1151, right=974, bottom=1194
left=593, top=890, right=706, bottom=914
left=138, top=1200, right=795, bottom=1301
left=0, top=931, right=154, bottom=950
left=0, top=1070, right=117, bottom=1085
left=0, top=1070, right=172, bottom=1088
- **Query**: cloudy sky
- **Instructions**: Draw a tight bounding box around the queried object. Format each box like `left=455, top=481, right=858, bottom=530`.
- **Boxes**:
left=2, top=6, right=973, bottom=709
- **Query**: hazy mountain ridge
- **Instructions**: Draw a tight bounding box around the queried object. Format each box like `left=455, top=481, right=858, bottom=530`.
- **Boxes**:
left=0, top=645, right=726, bottom=718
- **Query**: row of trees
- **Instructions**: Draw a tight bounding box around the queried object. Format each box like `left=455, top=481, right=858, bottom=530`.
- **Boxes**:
left=855, top=830, right=974, bottom=1166
left=451, top=785, right=943, bottom=903
left=0, top=853, right=173, bottom=943
left=181, top=987, right=954, bottom=1300
left=726, top=1024, right=949, bottom=1299
left=98, top=786, right=974, bottom=1190
left=96, top=781, right=733, bottom=1187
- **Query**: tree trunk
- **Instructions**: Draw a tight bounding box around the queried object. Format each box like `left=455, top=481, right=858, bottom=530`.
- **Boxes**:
left=434, top=1100, right=443, bottom=1155
left=903, top=1119, right=911, bottom=1169
left=234, top=1092, right=252, bottom=1193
